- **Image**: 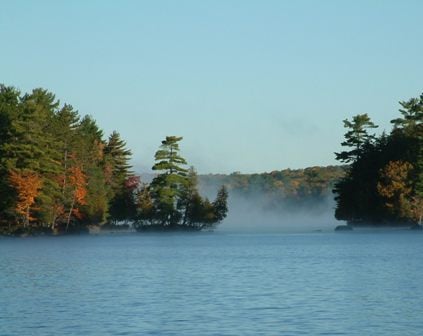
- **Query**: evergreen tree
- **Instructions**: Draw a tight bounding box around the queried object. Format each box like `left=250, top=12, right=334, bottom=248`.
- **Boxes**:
left=135, top=136, right=228, bottom=231
left=4, top=89, right=63, bottom=226
left=104, top=131, right=133, bottom=189
left=0, top=85, right=21, bottom=222
left=150, top=136, right=188, bottom=227
left=335, top=114, right=378, bottom=163
left=49, top=104, right=81, bottom=228
left=213, top=185, right=229, bottom=223
left=76, top=116, right=110, bottom=225
left=0, top=84, right=140, bottom=234
left=391, top=94, right=423, bottom=137
left=104, top=131, right=135, bottom=223
left=178, top=167, right=200, bottom=226
left=334, top=93, right=423, bottom=226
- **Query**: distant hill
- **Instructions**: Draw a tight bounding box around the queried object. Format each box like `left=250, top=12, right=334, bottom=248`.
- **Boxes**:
left=199, top=166, right=345, bottom=207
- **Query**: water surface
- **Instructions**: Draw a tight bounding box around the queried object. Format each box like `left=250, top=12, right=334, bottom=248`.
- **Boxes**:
left=1, top=231, right=423, bottom=335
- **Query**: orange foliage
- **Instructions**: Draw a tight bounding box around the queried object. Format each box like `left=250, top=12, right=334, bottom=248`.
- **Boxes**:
left=68, top=166, right=87, bottom=206
left=9, top=170, right=42, bottom=224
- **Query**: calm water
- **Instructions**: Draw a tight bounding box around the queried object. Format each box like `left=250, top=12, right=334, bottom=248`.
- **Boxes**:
left=1, top=230, right=423, bottom=335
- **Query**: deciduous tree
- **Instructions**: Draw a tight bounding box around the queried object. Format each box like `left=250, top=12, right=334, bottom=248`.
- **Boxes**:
left=9, top=170, right=42, bottom=227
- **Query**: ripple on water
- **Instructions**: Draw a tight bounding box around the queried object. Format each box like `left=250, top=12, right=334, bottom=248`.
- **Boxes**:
left=1, top=232, right=423, bottom=335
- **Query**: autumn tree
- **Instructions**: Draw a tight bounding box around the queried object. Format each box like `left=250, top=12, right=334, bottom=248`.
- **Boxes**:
left=8, top=170, right=42, bottom=227
left=65, top=165, right=87, bottom=231
left=377, top=161, right=413, bottom=220
left=1, top=88, right=63, bottom=226
left=0, top=84, right=139, bottom=234
left=334, top=92, right=423, bottom=226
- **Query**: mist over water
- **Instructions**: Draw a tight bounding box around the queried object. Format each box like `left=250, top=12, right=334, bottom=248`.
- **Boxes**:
left=138, top=173, right=341, bottom=233
left=220, top=196, right=338, bottom=233
left=199, top=181, right=340, bottom=233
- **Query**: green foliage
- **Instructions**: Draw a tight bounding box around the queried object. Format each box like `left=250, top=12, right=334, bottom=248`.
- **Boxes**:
left=334, top=93, right=423, bottom=225
left=149, top=136, right=189, bottom=227
left=0, top=85, right=134, bottom=234
left=134, top=137, right=228, bottom=231
left=104, top=131, right=135, bottom=223
left=0, top=85, right=21, bottom=217
left=335, top=114, right=378, bottom=163
left=200, top=166, right=345, bottom=212
left=152, top=136, right=188, bottom=175
left=213, top=185, right=229, bottom=222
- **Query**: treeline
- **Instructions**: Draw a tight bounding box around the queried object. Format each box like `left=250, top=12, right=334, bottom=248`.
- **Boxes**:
left=0, top=85, right=136, bottom=235
left=199, top=166, right=345, bottom=212
left=0, top=85, right=228, bottom=235
left=334, top=93, right=423, bottom=226
left=2, top=84, right=420, bottom=233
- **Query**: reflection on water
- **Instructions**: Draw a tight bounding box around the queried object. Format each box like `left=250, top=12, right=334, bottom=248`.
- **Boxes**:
left=1, top=231, right=423, bottom=335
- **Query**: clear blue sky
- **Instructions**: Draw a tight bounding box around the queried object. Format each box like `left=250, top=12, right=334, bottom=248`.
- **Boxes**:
left=1, top=1, right=422, bottom=173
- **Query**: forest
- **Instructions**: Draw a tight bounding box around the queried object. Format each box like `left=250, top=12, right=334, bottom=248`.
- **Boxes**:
left=333, top=93, right=422, bottom=227
left=0, top=84, right=421, bottom=235
left=0, top=85, right=227, bottom=235
left=199, top=165, right=345, bottom=213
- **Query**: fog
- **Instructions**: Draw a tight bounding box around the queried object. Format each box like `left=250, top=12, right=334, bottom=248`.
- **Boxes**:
left=140, top=173, right=342, bottom=233
left=200, top=182, right=341, bottom=233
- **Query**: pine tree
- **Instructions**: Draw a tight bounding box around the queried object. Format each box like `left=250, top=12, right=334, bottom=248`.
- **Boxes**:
left=76, top=116, right=110, bottom=224
left=135, top=136, right=228, bottom=231
left=150, top=136, right=188, bottom=227
left=104, top=131, right=133, bottom=188
left=2, top=89, right=63, bottom=226
left=47, top=104, right=81, bottom=228
left=0, top=85, right=21, bottom=221
left=335, top=114, right=378, bottom=163
left=104, top=131, right=135, bottom=223
left=213, top=185, right=229, bottom=223
left=334, top=93, right=423, bottom=226
left=391, top=94, right=423, bottom=137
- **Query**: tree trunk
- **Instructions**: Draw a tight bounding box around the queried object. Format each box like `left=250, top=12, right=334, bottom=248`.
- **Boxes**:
left=66, top=196, right=76, bottom=232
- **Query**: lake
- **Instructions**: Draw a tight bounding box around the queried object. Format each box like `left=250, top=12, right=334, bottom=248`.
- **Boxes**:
left=1, top=230, right=423, bottom=335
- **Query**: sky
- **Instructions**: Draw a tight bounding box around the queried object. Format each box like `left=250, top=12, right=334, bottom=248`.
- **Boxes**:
left=1, top=0, right=422, bottom=174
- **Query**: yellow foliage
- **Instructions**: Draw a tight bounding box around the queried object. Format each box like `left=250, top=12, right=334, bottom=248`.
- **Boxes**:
left=377, top=160, right=413, bottom=217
